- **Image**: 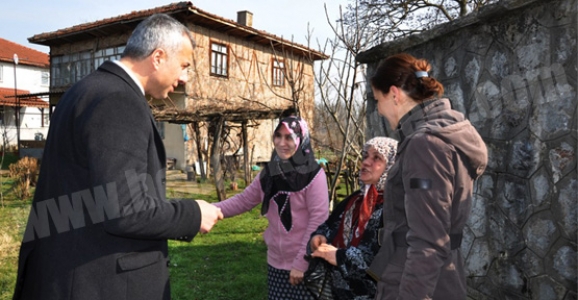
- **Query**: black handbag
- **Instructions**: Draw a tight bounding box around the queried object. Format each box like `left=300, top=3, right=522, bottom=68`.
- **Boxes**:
left=303, top=256, right=334, bottom=300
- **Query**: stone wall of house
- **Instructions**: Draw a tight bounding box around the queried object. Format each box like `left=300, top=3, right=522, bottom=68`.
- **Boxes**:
left=187, top=24, right=315, bottom=164
left=187, top=25, right=317, bottom=164
left=47, top=21, right=319, bottom=168
left=360, top=0, right=577, bottom=298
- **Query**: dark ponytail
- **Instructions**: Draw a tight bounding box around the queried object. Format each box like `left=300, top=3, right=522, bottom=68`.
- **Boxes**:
left=370, top=53, right=444, bottom=102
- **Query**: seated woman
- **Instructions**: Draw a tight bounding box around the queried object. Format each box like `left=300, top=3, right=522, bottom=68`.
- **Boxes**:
left=308, top=137, right=397, bottom=300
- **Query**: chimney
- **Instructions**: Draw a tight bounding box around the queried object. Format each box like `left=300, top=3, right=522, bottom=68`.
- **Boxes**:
left=237, top=10, right=253, bottom=27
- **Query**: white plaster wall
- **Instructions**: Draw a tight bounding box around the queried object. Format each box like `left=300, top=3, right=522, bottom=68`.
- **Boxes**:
left=0, top=62, right=48, bottom=92
left=0, top=62, right=49, bottom=146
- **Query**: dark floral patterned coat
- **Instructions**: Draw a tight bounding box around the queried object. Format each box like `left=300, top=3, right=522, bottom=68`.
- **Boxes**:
left=310, top=190, right=383, bottom=300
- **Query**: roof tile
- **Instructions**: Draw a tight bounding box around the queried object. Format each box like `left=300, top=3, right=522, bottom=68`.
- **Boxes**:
left=0, top=38, right=49, bottom=68
left=0, top=87, right=49, bottom=108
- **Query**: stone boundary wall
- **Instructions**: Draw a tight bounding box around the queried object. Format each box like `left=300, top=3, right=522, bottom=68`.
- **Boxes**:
left=359, top=0, right=577, bottom=298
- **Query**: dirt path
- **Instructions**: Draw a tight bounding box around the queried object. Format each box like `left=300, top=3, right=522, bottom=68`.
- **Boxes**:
left=165, top=171, right=215, bottom=195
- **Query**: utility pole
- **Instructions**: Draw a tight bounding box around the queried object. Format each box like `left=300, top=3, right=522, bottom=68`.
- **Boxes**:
left=13, top=54, right=19, bottom=157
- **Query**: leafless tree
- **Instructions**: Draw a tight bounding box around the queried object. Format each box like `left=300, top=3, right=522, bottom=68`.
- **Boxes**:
left=0, top=109, right=14, bottom=207
left=0, top=123, right=8, bottom=208
left=189, top=121, right=207, bottom=180
left=207, top=39, right=314, bottom=202
left=311, top=0, right=500, bottom=206
left=312, top=3, right=380, bottom=206
left=264, top=41, right=310, bottom=115
left=342, top=0, right=498, bottom=47
left=208, top=116, right=227, bottom=200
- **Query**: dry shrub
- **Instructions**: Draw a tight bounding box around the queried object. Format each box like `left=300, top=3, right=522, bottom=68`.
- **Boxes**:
left=229, top=181, right=238, bottom=191
left=9, top=156, right=39, bottom=200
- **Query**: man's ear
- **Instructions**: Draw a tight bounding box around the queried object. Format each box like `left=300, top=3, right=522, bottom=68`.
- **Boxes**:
left=151, top=48, right=166, bottom=69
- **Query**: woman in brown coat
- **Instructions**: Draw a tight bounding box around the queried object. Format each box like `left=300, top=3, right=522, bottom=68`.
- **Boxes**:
left=367, top=53, right=488, bottom=299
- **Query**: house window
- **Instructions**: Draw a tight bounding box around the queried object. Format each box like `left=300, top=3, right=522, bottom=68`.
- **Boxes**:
left=51, top=51, right=90, bottom=87
left=210, top=42, right=228, bottom=77
left=51, top=45, right=125, bottom=87
left=0, top=107, right=4, bottom=125
left=41, top=72, right=49, bottom=86
left=272, top=59, right=285, bottom=86
left=0, top=65, right=3, bottom=82
left=93, top=46, right=124, bottom=70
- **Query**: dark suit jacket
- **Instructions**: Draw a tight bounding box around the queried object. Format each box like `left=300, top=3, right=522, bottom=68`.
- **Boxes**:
left=13, top=61, right=201, bottom=300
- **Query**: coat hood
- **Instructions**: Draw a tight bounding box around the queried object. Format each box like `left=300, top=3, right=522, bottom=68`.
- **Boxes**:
left=397, top=98, right=488, bottom=179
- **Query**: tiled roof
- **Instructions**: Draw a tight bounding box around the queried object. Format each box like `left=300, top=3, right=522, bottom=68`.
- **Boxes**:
left=29, top=2, right=328, bottom=60
left=0, top=38, right=49, bottom=68
left=0, top=87, right=49, bottom=108
left=31, top=2, right=191, bottom=42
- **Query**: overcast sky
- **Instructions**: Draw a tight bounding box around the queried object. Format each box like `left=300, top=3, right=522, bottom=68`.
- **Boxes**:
left=1, top=0, right=350, bottom=53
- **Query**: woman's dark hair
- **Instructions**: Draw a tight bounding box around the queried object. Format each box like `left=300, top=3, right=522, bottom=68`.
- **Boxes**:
left=369, top=53, right=444, bottom=102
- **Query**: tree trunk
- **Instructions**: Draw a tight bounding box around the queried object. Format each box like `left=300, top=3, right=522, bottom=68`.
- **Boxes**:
left=192, top=122, right=206, bottom=180
left=210, top=117, right=226, bottom=201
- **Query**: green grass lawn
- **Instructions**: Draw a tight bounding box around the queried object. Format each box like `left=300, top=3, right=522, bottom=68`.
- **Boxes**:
left=0, top=153, right=19, bottom=170
left=0, top=176, right=30, bottom=300
left=0, top=180, right=269, bottom=300
left=168, top=190, right=268, bottom=300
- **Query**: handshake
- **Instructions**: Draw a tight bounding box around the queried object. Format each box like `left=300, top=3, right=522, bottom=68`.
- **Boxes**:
left=196, top=200, right=224, bottom=233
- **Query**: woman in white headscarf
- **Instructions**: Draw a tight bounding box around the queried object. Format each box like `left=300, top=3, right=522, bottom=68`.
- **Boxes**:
left=308, top=137, right=398, bottom=300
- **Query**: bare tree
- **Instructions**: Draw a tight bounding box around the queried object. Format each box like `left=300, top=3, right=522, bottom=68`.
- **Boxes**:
left=267, top=42, right=309, bottom=114
left=311, top=0, right=500, bottom=206
left=312, top=3, right=379, bottom=206
left=152, top=27, right=321, bottom=202
left=189, top=122, right=207, bottom=180
left=208, top=116, right=226, bottom=201
left=343, top=0, right=498, bottom=47
left=0, top=122, right=9, bottom=208
left=197, top=40, right=315, bottom=201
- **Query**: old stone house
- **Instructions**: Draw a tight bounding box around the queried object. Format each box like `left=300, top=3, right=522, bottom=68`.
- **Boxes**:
left=359, top=0, right=576, bottom=298
left=28, top=2, right=327, bottom=182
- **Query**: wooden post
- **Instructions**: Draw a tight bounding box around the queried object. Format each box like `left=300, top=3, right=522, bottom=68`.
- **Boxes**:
left=242, top=120, right=251, bottom=186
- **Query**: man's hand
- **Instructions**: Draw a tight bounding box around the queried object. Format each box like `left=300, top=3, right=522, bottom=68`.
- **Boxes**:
left=309, top=234, right=327, bottom=252
left=196, top=200, right=223, bottom=233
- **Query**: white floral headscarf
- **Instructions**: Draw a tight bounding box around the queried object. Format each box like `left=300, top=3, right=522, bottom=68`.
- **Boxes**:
left=360, top=137, right=398, bottom=192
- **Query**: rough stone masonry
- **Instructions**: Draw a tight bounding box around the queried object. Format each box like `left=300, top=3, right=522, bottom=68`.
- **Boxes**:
left=359, top=0, right=577, bottom=298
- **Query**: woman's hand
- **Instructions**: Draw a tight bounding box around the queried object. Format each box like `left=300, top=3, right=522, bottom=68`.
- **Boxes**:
left=309, top=235, right=327, bottom=252
left=289, top=268, right=304, bottom=286
left=311, top=243, right=338, bottom=266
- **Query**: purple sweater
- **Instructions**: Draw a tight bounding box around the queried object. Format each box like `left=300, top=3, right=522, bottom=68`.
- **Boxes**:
left=214, top=169, right=329, bottom=272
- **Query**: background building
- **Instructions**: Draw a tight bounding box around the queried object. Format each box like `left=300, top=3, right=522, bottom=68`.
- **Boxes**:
left=0, top=38, right=50, bottom=154
left=29, top=2, right=327, bottom=190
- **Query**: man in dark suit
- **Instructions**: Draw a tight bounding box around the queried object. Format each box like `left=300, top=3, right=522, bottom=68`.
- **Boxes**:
left=13, top=14, right=223, bottom=300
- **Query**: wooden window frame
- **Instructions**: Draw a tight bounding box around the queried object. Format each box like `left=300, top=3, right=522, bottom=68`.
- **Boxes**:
left=210, top=41, right=229, bottom=78
left=272, top=58, right=285, bottom=87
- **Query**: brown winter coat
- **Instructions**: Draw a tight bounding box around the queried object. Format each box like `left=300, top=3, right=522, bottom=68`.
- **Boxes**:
left=368, top=98, right=487, bottom=300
